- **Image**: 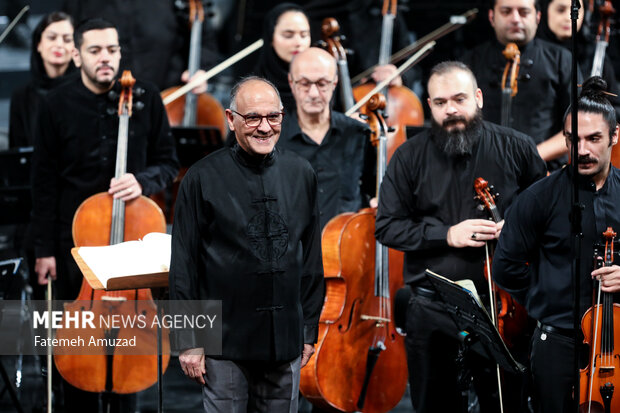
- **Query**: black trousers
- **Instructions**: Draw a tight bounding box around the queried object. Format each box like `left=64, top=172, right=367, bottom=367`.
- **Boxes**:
left=405, top=288, right=531, bottom=413
left=530, top=324, right=584, bottom=413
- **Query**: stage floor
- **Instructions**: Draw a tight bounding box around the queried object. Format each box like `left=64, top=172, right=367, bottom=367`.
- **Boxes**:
left=0, top=355, right=413, bottom=412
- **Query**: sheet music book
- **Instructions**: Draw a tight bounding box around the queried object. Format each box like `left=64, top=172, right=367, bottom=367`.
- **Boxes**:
left=71, top=232, right=170, bottom=291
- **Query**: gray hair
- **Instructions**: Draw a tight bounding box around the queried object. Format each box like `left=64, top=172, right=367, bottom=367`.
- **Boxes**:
left=229, top=76, right=282, bottom=111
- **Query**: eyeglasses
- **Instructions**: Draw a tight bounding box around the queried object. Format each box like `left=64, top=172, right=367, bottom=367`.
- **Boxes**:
left=293, top=78, right=335, bottom=92
left=230, top=110, right=284, bottom=128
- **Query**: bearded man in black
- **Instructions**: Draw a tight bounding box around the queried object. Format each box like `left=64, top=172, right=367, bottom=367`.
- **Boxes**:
left=375, top=61, right=546, bottom=413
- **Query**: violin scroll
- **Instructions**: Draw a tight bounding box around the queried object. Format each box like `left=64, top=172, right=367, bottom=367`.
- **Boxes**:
left=501, top=43, right=520, bottom=98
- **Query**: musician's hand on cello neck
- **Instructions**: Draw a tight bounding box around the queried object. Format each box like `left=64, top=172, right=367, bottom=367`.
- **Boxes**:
left=371, top=64, right=402, bottom=87
left=447, top=219, right=502, bottom=248
left=592, top=265, right=620, bottom=292
left=35, top=256, right=57, bottom=285
left=181, top=69, right=208, bottom=95
left=179, top=347, right=206, bottom=385
left=109, top=173, right=142, bottom=201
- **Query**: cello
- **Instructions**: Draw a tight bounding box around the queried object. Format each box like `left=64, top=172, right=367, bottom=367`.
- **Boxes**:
left=54, top=71, right=170, bottom=396
left=157, top=0, right=227, bottom=222
left=160, top=0, right=226, bottom=135
left=352, top=0, right=424, bottom=162
left=300, top=93, right=407, bottom=412
left=319, top=17, right=356, bottom=112
left=580, top=227, right=620, bottom=413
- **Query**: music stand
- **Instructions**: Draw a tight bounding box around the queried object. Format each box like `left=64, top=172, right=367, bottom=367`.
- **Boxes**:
left=171, top=126, right=223, bottom=168
left=0, top=259, right=25, bottom=413
left=425, top=269, right=525, bottom=412
left=0, top=147, right=33, bottom=225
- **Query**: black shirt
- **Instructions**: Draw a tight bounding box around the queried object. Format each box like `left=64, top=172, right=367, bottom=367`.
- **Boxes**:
left=277, top=111, right=375, bottom=228
left=31, top=75, right=179, bottom=257
left=169, top=144, right=324, bottom=361
left=493, top=166, right=620, bottom=329
left=375, top=121, right=546, bottom=293
left=463, top=38, right=578, bottom=170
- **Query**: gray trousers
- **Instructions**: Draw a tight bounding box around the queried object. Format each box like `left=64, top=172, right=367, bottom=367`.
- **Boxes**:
left=202, top=356, right=301, bottom=413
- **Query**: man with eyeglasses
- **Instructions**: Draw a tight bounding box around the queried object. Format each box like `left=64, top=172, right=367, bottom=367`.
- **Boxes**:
left=278, top=47, right=375, bottom=229
left=169, top=76, right=325, bottom=413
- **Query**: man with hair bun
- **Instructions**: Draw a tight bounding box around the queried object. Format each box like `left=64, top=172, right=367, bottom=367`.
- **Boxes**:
left=494, top=76, right=620, bottom=412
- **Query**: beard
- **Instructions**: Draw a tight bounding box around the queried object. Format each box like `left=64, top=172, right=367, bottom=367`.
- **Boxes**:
left=430, top=108, right=483, bottom=157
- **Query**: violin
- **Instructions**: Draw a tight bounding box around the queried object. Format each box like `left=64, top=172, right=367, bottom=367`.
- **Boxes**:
left=580, top=227, right=620, bottom=413
left=300, top=93, right=407, bottom=412
left=474, top=177, right=529, bottom=413
left=500, top=43, right=520, bottom=128
left=352, top=0, right=424, bottom=162
left=319, top=17, right=356, bottom=111
left=474, top=178, right=528, bottom=348
left=54, top=71, right=170, bottom=397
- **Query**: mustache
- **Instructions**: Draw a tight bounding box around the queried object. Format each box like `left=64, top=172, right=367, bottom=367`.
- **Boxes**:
left=97, top=64, right=114, bottom=71
left=442, top=116, right=467, bottom=128
left=577, top=155, right=597, bottom=164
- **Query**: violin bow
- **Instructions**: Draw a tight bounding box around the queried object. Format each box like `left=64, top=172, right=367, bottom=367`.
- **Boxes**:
left=345, top=41, right=435, bottom=116
left=162, top=39, right=264, bottom=105
left=351, top=8, right=477, bottom=85
left=0, top=5, right=29, bottom=45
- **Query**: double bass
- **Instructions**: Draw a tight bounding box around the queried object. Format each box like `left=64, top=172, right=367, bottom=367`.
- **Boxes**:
left=54, top=71, right=170, bottom=396
left=300, top=93, right=407, bottom=412
left=580, top=227, right=620, bottom=413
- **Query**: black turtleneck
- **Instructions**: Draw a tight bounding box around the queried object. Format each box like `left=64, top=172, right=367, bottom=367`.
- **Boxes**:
left=169, top=143, right=324, bottom=362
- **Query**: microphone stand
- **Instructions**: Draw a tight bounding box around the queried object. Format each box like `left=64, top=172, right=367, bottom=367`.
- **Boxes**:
left=570, top=1, right=583, bottom=411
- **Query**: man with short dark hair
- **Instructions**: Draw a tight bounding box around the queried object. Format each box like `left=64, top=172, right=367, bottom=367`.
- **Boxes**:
left=463, top=0, right=578, bottom=171
left=31, top=17, right=178, bottom=413
left=493, top=76, right=620, bottom=413
left=170, top=76, right=324, bottom=413
left=375, top=61, right=546, bottom=413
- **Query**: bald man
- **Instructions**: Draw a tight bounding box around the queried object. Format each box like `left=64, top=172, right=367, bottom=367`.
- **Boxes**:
left=169, top=76, right=324, bottom=413
left=278, top=47, right=375, bottom=228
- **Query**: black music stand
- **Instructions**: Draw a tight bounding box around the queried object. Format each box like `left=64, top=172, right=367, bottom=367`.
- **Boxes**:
left=0, top=147, right=33, bottom=225
left=425, top=269, right=525, bottom=413
left=0, top=259, right=25, bottom=413
left=171, top=126, right=223, bottom=168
